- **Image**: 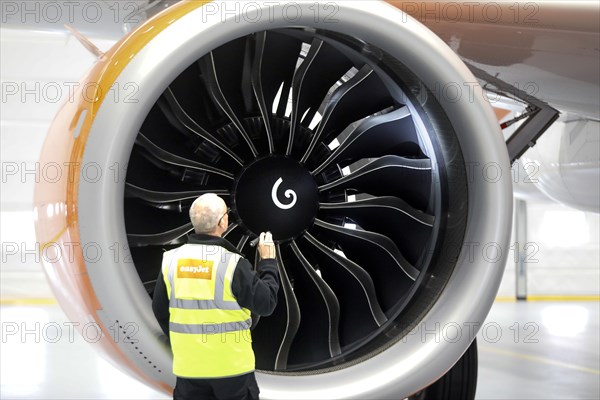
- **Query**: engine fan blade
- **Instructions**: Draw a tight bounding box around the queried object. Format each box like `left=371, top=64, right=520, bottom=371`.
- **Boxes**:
left=302, top=233, right=387, bottom=345
left=318, top=155, right=432, bottom=211
left=301, top=65, right=394, bottom=164
left=289, top=241, right=341, bottom=361
left=312, top=219, right=417, bottom=310
left=200, top=48, right=259, bottom=157
left=313, top=219, right=418, bottom=280
left=236, top=235, right=250, bottom=252
left=320, top=196, right=434, bottom=265
left=287, top=38, right=354, bottom=156
left=252, top=31, right=303, bottom=153
left=135, top=133, right=234, bottom=180
left=260, top=244, right=301, bottom=371
left=312, top=107, right=418, bottom=175
left=159, top=88, right=245, bottom=165
left=127, top=223, right=193, bottom=247
left=125, top=182, right=228, bottom=203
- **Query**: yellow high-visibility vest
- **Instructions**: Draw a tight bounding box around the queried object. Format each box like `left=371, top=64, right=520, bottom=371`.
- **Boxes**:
left=162, top=243, right=254, bottom=378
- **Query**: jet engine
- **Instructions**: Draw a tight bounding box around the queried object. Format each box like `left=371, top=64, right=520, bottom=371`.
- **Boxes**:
left=34, top=1, right=512, bottom=398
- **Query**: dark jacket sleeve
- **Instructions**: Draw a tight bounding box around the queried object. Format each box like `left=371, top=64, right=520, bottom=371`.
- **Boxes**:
left=152, top=269, right=170, bottom=337
left=231, top=257, right=279, bottom=316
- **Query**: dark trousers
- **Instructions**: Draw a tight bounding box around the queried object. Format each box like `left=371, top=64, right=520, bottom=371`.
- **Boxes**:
left=173, top=372, right=260, bottom=400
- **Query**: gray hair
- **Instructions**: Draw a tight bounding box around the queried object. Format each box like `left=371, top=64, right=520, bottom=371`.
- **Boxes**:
left=189, top=193, right=226, bottom=233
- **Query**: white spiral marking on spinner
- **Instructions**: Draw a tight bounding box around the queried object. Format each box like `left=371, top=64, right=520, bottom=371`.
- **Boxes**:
left=271, top=177, right=297, bottom=210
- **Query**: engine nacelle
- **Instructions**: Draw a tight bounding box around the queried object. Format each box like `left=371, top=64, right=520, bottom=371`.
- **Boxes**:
left=34, top=2, right=512, bottom=398
left=520, top=116, right=600, bottom=213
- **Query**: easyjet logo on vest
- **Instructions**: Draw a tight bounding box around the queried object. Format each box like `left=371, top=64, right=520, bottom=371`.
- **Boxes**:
left=177, top=259, right=213, bottom=279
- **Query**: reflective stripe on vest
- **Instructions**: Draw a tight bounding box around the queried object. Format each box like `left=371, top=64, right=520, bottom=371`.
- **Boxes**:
left=170, top=319, right=252, bottom=334
left=163, top=243, right=255, bottom=378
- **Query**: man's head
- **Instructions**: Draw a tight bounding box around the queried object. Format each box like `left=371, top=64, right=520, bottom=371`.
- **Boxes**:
left=189, top=193, right=229, bottom=237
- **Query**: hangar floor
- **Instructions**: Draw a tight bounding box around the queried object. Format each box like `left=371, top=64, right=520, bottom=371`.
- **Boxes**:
left=1, top=275, right=599, bottom=399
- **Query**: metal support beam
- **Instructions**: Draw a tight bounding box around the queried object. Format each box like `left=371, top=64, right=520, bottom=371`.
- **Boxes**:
left=514, top=199, right=528, bottom=301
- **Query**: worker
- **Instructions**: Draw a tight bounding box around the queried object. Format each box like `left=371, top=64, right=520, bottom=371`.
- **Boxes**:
left=152, top=193, right=279, bottom=400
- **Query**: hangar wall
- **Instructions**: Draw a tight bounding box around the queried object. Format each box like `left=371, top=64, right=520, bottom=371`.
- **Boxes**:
left=497, top=201, right=600, bottom=298
left=1, top=28, right=115, bottom=299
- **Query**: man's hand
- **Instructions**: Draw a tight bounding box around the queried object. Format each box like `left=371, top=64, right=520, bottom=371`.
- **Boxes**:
left=258, top=231, right=276, bottom=260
